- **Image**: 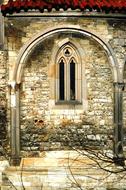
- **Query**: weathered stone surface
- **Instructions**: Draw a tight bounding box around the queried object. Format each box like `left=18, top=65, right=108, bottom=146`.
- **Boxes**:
left=2, top=16, right=126, bottom=156
left=0, top=11, right=126, bottom=190
left=0, top=51, right=8, bottom=156
left=16, top=31, right=113, bottom=154
left=1, top=151, right=126, bottom=190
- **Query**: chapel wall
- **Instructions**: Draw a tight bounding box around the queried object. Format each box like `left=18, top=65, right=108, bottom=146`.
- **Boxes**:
left=19, top=34, right=113, bottom=155
left=4, top=17, right=115, bottom=156
left=3, top=16, right=126, bottom=156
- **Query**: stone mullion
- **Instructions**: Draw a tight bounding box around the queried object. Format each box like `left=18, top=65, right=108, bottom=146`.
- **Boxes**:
left=77, top=63, right=82, bottom=102
left=113, top=82, right=125, bottom=165
left=56, top=63, right=59, bottom=101
left=65, top=62, right=69, bottom=101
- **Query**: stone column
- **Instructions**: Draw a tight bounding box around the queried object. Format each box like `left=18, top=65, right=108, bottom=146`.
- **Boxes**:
left=10, top=82, right=20, bottom=165
left=113, top=82, right=125, bottom=166
left=0, top=1, right=4, bottom=49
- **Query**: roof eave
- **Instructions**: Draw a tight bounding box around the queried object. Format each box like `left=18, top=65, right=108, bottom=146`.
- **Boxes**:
left=4, top=10, right=126, bottom=19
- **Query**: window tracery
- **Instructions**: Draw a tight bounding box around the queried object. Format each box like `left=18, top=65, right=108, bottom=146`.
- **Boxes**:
left=56, top=43, right=82, bottom=104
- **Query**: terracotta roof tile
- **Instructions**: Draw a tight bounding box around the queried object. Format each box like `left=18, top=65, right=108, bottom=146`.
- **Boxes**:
left=1, top=0, right=126, bottom=16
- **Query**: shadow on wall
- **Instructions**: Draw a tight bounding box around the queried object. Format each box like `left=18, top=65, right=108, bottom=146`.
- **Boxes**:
left=20, top=117, right=113, bottom=156
left=0, top=105, right=7, bottom=156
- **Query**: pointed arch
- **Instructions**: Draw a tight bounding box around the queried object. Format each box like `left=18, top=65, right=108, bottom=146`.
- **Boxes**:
left=55, top=40, right=81, bottom=102
left=53, top=38, right=83, bottom=68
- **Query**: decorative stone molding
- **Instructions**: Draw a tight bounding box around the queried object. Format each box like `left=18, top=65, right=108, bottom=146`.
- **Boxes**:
left=49, top=37, right=87, bottom=111
left=12, top=26, right=119, bottom=84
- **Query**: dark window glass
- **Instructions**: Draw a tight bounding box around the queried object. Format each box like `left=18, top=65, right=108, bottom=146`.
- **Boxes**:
left=59, top=59, right=65, bottom=100
left=70, top=60, right=75, bottom=100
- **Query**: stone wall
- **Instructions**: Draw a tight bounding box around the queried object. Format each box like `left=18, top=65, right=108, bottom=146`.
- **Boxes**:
left=1, top=11, right=126, bottom=190
left=5, top=17, right=119, bottom=156
left=5, top=17, right=126, bottom=156
left=0, top=50, right=8, bottom=157
left=2, top=17, right=126, bottom=162
left=19, top=33, right=113, bottom=155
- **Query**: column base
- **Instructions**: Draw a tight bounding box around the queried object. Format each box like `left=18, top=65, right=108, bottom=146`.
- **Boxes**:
left=10, top=156, right=21, bottom=166
left=113, top=155, right=125, bottom=166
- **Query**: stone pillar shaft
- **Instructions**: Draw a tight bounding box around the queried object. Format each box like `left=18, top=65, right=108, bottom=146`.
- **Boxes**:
left=10, top=83, right=20, bottom=165
left=113, top=82, right=125, bottom=165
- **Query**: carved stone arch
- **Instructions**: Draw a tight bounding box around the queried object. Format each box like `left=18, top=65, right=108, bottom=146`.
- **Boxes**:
left=58, top=57, right=66, bottom=63
left=54, top=38, right=83, bottom=63
left=49, top=37, right=84, bottom=71
left=11, top=26, right=119, bottom=84
left=9, top=25, right=121, bottom=164
left=69, top=57, right=77, bottom=64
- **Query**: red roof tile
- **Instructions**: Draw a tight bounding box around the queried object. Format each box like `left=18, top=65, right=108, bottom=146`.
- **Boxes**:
left=1, top=0, right=126, bottom=16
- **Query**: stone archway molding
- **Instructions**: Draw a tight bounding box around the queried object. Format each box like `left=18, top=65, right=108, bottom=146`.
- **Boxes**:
left=12, top=25, right=120, bottom=84
left=9, top=25, right=123, bottom=165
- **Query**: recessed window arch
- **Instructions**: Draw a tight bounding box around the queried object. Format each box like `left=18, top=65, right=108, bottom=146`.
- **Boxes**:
left=49, top=38, right=87, bottom=111
left=55, top=42, right=82, bottom=104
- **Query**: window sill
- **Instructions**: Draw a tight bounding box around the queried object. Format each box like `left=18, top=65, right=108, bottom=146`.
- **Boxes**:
left=55, top=100, right=82, bottom=105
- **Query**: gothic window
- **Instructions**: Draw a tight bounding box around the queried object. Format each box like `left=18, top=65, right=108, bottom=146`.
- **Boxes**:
left=56, top=43, right=82, bottom=104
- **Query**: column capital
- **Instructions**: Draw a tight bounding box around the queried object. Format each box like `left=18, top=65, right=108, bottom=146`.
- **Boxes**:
left=113, top=82, right=125, bottom=90
left=8, top=81, right=20, bottom=90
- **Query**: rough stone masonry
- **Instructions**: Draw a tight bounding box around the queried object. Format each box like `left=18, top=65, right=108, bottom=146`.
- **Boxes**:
left=0, top=2, right=126, bottom=189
